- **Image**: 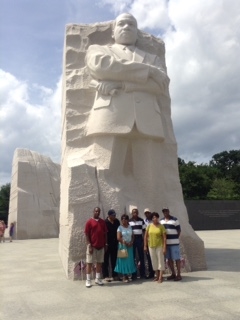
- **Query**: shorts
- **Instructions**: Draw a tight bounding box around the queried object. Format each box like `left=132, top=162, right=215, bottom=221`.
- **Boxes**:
left=165, top=245, right=180, bottom=261
left=149, top=247, right=165, bottom=271
left=86, top=247, right=104, bottom=264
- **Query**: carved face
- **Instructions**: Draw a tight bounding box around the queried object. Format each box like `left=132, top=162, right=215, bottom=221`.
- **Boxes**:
left=113, top=13, right=138, bottom=45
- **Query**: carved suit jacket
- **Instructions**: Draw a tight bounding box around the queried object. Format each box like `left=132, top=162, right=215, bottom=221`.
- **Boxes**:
left=85, top=43, right=169, bottom=140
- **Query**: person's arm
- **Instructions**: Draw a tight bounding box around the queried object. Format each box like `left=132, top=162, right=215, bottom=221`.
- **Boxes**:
left=85, top=234, right=93, bottom=254
left=129, top=232, right=134, bottom=247
left=144, top=229, right=149, bottom=252
left=117, top=230, right=124, bottom=244
left=176, top=221, right=181, bottom=238
left=162, top=231, right=167, bottom=255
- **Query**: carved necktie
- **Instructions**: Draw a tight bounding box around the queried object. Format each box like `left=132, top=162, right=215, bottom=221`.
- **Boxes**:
left=123, top=46, right=134, bottom=60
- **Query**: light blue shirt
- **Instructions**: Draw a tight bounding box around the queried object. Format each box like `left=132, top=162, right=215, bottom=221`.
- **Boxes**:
left=118, top=225, right=132, bottom=243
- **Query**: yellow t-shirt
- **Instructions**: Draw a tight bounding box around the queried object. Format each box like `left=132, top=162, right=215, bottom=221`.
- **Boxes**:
left=147, top=224, right=166, bottom=248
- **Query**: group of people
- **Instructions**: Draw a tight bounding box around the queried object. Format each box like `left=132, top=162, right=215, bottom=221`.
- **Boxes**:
left=84, top=206, right=182, bottom=288
left=0, top=220, right=14, bottom=243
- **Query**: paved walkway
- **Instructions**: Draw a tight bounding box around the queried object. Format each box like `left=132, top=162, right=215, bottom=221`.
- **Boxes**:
left=0, top=230, right=240, bottom=320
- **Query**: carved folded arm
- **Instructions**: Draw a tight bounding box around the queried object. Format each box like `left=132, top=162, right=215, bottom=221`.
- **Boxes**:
left=86, top=45, right=149, bottom=84
left=89, top=79, right=122, bottom=96
left=124, top=78, right=161, bottom=95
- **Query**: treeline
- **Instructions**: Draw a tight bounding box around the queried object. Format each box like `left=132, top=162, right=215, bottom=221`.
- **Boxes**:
left=179, top=150, right=240, bottom=200
left=0, top=183, right=10, bottom=224
left=0, top=150, right=239, bottom=223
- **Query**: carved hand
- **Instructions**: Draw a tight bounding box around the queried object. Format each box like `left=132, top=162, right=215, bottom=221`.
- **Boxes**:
left=98, top=81, right=122, bottom=96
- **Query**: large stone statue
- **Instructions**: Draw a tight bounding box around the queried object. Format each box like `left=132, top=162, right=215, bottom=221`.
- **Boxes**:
left=86, top=13, right=167, bottom=139
left=84, top=14, right=168, bottom=203
left=59, top=13, right=206, bottom=279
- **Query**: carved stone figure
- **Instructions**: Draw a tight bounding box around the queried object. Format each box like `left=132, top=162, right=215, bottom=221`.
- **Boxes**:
left=86, top=14, right=168, bottom=139
left=59, top=13, right=206, bottom=279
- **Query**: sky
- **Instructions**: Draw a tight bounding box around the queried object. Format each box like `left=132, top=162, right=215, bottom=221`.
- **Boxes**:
left=0, top=0, right=240, bottom=185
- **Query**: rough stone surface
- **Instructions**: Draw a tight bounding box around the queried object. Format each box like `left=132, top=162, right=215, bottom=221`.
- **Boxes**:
left=59, top=18, right=207, bottom=279
left=8, top=149, right=60, bottom=239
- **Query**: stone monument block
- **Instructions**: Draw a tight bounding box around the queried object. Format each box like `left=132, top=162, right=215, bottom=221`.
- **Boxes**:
left=60, top=15, right=207, bottom=279
left=8, top=149, right=60, bottom=239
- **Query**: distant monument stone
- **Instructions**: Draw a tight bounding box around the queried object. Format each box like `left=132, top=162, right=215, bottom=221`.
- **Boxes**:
left=8, top=149, right=60, bottom=239
left=59, top=13, right=207, bottom=279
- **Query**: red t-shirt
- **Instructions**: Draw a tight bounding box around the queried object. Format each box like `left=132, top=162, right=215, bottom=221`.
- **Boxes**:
left=85, top=218, right=107, bottom=249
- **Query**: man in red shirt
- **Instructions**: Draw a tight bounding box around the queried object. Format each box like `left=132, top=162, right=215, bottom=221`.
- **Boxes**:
left=85, top=207, right=108, bottom=288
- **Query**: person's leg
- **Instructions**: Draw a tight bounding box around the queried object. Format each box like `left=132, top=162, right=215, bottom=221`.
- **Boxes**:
left=102, top=248, right=110, bottom=279
left=86, top=246, right=94, bottom=287
left=110, top=245, right=118, bottom=279
left=86, top=263, right=92, bottom=277
left=149, top=247, right=158, bottom=281
left=146, top=248, right=154, bottom=277
left=155, top=270, right=160, bottom=282
left=95, top=248, right=104, bottom=285
left=96, top=263, right=102, bottom=277
left=175, top=260, right=181, bottom=278
left=172, top=245, right=182, bottom=281
left=166, top=246, right=176, bottom=280
left=132, top=240, right=137, bottom=279
left=156, top=247, right=165, bottom=283
left=137, top=239, right=145, bottom=277
left=167, top=259, right=175, bottom=277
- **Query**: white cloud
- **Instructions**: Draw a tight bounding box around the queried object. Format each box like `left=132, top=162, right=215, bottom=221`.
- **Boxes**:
left=98, top=0, right=240, bottom=164
left=99, top=0, right=171, bottom=29
left=0, top=69, right=61, bottom=185
left=164, top=0, right=240, bottom=162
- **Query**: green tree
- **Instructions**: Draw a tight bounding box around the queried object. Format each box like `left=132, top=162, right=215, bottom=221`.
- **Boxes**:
left=210, top=150, right=240, bottom=182
left=0, top=183, right=11, bottom=224
left=179, top=159, right=221, bottom=200
left=207, top=178, right=240, bottom=200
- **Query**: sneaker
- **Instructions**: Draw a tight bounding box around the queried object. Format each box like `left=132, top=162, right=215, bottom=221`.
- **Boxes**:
left=85, top=279, right=92, bottom=288
left=95, top=278, right=103, bottom=286
left=104, top=277, right=111, bottom=282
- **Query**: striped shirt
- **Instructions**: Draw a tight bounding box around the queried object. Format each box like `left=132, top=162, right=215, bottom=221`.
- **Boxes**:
left=160, top=215, right=181, bottom=245
left=129, top=217, right=146, bottom=236
left=144, top=218, right=152, bottom=226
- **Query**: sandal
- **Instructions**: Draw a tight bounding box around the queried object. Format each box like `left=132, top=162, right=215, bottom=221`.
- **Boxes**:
left=174, top=275, right=182, bottom=281
left=153, top=277, right=158, bottom=282
left=123, top=277, right=129, bottom=283
left=167, top=274, right=176, bottom=280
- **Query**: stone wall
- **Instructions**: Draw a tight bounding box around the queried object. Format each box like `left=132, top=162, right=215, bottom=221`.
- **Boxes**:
left=8, top=149, right=60, bottom=239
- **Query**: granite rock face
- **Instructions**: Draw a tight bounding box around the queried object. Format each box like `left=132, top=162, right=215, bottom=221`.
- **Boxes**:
left=59, top=18, right=207, bottom=279
left=8, top=149, right=60, bottom=239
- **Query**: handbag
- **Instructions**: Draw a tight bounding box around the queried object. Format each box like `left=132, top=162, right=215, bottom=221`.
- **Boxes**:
left=117, top=243, right=128, bottom=258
